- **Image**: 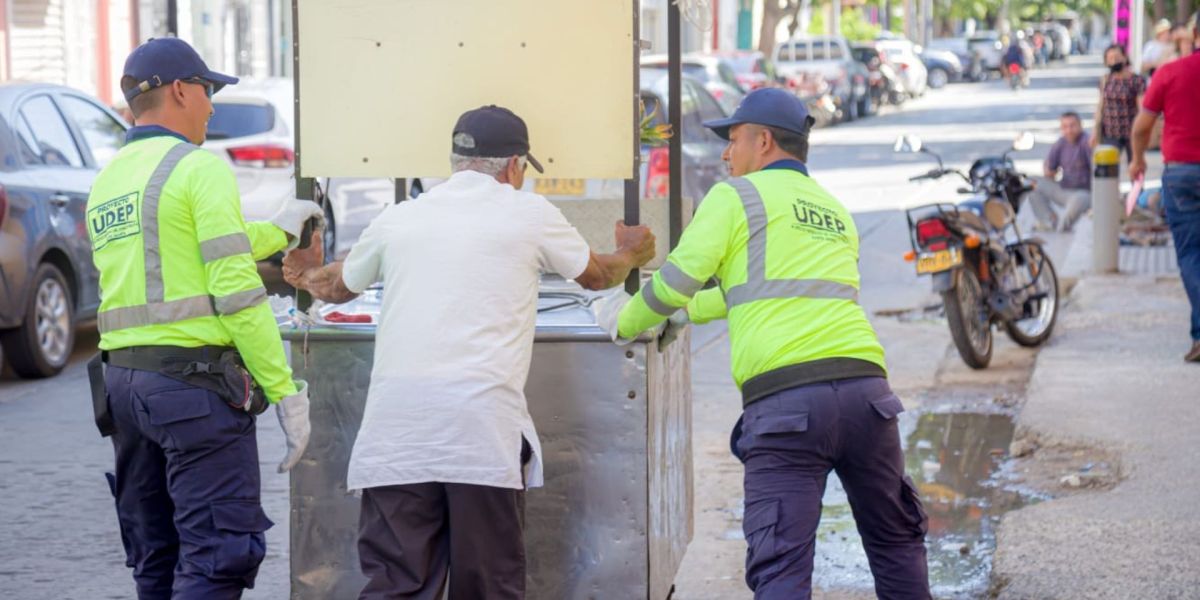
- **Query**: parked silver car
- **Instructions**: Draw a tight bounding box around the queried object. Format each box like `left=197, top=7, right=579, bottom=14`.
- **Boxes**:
left=640, top=54, right=747, bottom=116
left=775, top=36, right=872, bottom=121
left=0, top=83, right=127, bottom=377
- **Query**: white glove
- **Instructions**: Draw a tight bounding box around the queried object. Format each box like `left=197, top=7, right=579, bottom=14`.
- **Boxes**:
left=269, top=200, right=326, bottom=250
left=276, top=380, right=311, bottom=473
left=592, top=289, right=636, bottom=346
left=658, top=310, right=690, bottom=349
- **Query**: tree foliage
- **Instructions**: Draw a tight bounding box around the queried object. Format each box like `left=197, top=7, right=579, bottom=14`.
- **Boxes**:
left=807, top=7, right=884, bottom=40
left=756, top=0, right=1122, bottom=49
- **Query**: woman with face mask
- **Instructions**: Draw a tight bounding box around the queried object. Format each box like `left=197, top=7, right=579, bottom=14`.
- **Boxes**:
left=1091, top=44, right=1146, bottom=162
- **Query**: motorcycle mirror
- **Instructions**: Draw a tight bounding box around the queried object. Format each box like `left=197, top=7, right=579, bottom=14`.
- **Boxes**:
left=1013, top=131, right=1035, bottom=151
left=893, top=134, right=923, bottom=153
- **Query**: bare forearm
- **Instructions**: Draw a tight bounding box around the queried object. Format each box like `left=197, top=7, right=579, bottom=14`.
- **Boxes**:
left=1131, top=112, right=1155, bottom=157
left=577, top=249, right=640, bottom=291
left=299, top=262, right=359, bottom=304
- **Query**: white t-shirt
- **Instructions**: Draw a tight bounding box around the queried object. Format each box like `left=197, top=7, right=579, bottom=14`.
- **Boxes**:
left=340, top=170, right=591, bottom=491
left=1142, top=40, right=1171, bottom=67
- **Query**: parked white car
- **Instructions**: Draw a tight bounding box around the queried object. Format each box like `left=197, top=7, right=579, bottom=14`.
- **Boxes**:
left=876, top=40, right=928, bottom=97
left=205, top=78, right=394, bottom=260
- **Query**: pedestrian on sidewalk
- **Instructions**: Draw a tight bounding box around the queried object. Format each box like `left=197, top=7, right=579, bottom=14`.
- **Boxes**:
left=601, top=88, right=931, bottom=599
left=1141, top=19, right=1176, bottom=77
left=1027, top=111, right=1092, bottom=232
left=1173, top=24, right=1195, bottom=58
left=88, top=38, right=322, bottom=598
left=282, top=106, right=656, bottom=599
left=1131, top=11, right=1200, bottom=363
left=1092, top=44, right=1145, bottom=163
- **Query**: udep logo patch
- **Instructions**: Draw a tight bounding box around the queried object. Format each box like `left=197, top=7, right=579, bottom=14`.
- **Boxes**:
left=89, top=191, right=141, bottom=250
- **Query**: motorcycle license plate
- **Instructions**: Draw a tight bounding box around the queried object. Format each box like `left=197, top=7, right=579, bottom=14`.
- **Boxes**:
left=916, top=249, right=962, bottom=274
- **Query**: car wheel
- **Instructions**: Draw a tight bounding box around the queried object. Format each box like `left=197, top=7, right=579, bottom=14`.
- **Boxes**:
left=1, top=262, right=75, bottom=378
left=928, top=68, right=949, bottom=89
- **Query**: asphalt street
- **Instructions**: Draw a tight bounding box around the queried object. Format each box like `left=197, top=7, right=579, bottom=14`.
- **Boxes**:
left=0, top=57, right=1105, bottom=599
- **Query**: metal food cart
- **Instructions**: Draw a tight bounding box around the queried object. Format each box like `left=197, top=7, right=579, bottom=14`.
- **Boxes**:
left=285, top=1, right=693, bottom=598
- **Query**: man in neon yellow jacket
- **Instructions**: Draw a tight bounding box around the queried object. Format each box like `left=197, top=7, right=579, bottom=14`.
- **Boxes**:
left=87, top=38, right=320, bottom=599
left=605, top=88, right=931, bottom=599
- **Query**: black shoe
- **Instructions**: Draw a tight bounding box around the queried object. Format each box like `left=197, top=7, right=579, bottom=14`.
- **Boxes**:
left=1186, top=341, right=1200, bottom=363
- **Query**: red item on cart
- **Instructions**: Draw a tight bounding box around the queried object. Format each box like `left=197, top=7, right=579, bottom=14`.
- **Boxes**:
left=324, top=311, right=372, bottom=323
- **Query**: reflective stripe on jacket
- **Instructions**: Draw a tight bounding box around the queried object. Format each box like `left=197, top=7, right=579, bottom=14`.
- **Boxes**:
left=617, top=167, right=886, bottom=390
left=87, top=134, right=296, bottom=401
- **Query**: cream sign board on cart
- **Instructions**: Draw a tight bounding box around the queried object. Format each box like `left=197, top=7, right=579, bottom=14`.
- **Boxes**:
left=296, top=0, right=637, bottom=180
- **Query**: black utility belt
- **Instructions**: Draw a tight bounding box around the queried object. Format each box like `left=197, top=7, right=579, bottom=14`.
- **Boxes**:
left=89, top=345, right=270, bottom=438
left=741, top=358, right=887, bottom=407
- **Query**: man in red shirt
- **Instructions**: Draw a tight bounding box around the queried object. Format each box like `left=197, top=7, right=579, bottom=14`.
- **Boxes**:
left=1132, top=10, right=1200, bottom=362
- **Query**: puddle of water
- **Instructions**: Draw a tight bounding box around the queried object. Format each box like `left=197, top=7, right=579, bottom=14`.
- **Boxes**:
left=812, top=411, right=1034, bottom=598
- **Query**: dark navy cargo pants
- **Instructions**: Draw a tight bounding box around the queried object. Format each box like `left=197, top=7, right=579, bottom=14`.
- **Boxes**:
left=104, top=365, right=273, bottom=600
left=732, top=376, right=931, bottom=599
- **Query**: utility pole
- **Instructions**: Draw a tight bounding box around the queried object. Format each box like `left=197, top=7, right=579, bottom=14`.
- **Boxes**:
left=1131, top=0, right=1145, bottom=72
left=167, top=0, right=178, bottom=36
left=923, top=0, right=933, bottom=45
left=833, top=0, right=842, bottom=38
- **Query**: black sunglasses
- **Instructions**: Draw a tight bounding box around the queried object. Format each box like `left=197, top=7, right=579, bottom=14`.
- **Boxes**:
left=181, top=78, right=214, bottom=99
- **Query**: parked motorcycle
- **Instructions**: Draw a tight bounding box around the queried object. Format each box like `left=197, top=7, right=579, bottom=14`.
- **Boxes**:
left=895, top=132, right=1059, bottom=369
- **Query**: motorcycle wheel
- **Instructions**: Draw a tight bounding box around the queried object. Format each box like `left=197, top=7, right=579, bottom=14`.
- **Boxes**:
left=943, top=267, right=993, bottom=369
left=858, top=92, right=875, bottom=117
left=1005, top=246, right=1059, bottom=347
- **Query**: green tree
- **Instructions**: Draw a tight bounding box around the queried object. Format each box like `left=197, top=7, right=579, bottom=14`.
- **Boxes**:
left=807, top=7, right=883, bottom=40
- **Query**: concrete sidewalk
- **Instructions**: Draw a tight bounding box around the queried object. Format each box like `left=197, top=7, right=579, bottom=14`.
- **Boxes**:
left=991, top=241, right=1199, bottom=596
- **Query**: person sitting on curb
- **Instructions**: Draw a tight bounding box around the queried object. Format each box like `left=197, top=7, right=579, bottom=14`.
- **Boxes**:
left=1026, top=111, right=1092, bottom=232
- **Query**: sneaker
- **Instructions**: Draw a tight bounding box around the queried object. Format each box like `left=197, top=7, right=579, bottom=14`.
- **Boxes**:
left=1186, top=341, right=1200, bottom=363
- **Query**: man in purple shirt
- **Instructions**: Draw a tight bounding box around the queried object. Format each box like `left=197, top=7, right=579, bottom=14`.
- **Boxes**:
left=1027, top=112, right=1092, bottom=232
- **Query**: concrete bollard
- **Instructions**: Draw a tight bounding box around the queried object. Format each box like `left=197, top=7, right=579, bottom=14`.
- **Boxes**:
left=1092, top=145, right=1121, bottom=273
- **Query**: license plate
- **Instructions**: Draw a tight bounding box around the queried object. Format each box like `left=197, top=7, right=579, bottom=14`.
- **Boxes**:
left=915, top=249, right=962, bottom=274
left=534, top=178, right=585, bottom=196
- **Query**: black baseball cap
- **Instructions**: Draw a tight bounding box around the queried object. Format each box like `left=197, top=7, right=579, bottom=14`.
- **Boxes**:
left=123, top=37, right=238, bottom=102
left=452, top=106, right=544, bottom=173
left=702, top=88, right=814, bottom=141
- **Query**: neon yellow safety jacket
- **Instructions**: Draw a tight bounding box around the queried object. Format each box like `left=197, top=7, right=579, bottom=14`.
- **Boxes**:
left=617, top=165, right=887, bottom=404
left=87, top=131, right=296, bottom=401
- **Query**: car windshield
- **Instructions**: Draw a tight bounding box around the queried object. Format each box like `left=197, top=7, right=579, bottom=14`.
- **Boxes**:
left=725, top=55, right=759, bottom=73
left=777, top=41, right=844, bottom=61
left=208, top=102, right=275, bottom=140
left=681, top=63, right=710, bottom=82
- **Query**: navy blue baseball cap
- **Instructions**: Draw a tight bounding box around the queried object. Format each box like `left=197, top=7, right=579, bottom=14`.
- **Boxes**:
left=703, top=87, right=814, bottom=141
left=452, top=105, right=544, bottom=173
left=122, top=37, right=238, bottom=102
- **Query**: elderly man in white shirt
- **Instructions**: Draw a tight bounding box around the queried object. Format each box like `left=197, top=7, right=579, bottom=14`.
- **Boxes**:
left=283, top=105, right=655, bottom=600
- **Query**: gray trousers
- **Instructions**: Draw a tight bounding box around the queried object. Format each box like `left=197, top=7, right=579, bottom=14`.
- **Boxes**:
left=358, top=442, right=531, bottom=600
left=1026, top=178, right=1091, bottom=232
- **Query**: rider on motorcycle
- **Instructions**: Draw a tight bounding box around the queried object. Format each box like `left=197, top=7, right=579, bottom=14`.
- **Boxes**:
left=1003, top=40, right=1028, bottom=85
